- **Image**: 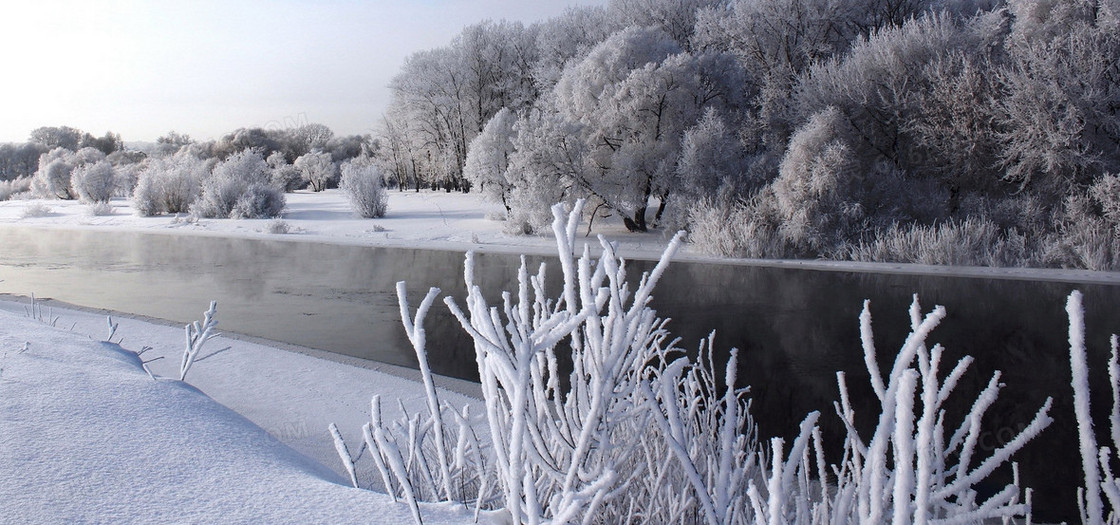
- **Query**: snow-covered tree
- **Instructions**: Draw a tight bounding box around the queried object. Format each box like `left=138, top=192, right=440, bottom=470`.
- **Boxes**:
left=294, top=150, right=336, bottom=192
left=552, top=26, right=743, bottom=231
left=996, top=1, right=1120, bottom=192
left=464, top=108, right=518, bottom=213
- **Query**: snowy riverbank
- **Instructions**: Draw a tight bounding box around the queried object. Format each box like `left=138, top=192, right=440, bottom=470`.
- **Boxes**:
left=2, top=189, right=1117, bottom=284
left=0, top=297, right=495, bottom=524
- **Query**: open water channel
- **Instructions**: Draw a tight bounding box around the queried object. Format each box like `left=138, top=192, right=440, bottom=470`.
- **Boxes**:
left=1, top=225, right=1118, bottom=520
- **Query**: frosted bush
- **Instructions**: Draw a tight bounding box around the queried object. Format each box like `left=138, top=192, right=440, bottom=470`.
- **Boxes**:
left=132, top=152, right=206, bottom=216
left=0, top=177, right=32, bottom=201
left=193, top=150, right=284, bottom=219
left=31, top=148, right=76, bottom=200
left=20, top=202, right=52, bottom=218
left=1043, top=218, right=1120, bottom=271
left=339, top=160, right=388, bottom=218
left=264, top=219, right=291, bottom=234
left=839, top=218, right=1031, bottom=267
left=230, top=183, right=285, bottom=219
left=70, top=160, right=115, bottom=203
left=84, top=201, right=113, bottom=217
left=688, top=193, right=797, bottom=258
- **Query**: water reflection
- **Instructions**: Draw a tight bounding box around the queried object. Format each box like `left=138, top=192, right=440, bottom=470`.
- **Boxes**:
left=0, top=226, right=1116, bottom=521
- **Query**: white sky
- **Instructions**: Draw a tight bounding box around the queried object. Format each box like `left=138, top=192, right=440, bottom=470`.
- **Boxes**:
left=0, top=0, right=607, bottom=143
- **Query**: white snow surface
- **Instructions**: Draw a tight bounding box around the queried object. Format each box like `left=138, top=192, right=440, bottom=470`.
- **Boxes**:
left=0, top=302, right=494, bottom=524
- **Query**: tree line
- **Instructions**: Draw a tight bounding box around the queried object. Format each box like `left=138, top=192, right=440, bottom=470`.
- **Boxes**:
left=378, top=0, right=1120, bottom=269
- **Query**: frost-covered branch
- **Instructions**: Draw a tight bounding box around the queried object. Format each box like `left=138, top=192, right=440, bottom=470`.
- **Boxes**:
left=179, top=301, right=218, bottom=381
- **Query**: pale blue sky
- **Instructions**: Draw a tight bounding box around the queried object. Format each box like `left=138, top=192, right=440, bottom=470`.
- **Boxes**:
left=0, top=0, right=607, bottom=143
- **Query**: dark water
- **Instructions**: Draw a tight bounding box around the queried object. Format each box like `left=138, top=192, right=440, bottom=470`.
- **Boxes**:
left=1, top=226, right=1117, bottom=521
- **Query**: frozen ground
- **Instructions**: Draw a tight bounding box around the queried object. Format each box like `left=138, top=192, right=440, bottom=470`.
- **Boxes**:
left=0, top=298, right=496, bottom=524
left=1, top=189, right=1116, bottom=283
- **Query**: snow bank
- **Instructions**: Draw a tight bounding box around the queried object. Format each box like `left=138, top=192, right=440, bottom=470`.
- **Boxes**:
left=0, top=308, right=490, bottom=524
left=2, top=189, right=1115, bottom=283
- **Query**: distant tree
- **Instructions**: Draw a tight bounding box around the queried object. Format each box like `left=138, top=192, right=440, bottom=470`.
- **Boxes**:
left=770, top=107, right=862, bottom=252
left=609, top=0, right=725, bottom=49
left=324, top=134, right=369, bottom=163
left=291, top=123, right=334, bottom=153
left=0, top=142, right=47, bottom=181
left=531, top=5, right=622, bottom=91
left=294, top=150, right=336, bottom=192
left=80, top=131, right=123, bottom=155
left=29, top=126, right=85, bottom=151
left=504, top=110, right=587, bottom=234
left=996, top=0, right=1120, bottom=194
left=156, top=131, right=193, bottom=156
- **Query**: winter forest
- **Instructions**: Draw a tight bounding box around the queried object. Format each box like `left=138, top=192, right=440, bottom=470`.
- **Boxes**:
left=381, top=0, right=1120, bottom=269
left=1, top=0, right=1118, bottom=269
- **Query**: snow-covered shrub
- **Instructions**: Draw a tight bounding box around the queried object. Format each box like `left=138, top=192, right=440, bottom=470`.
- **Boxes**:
left=84, top=201, right=113, bottom=217
left=339, top=160, right=388, bottom=218
left=132, top=152, right=207, bottom=216
left=0, top=176, right=32, bottom=201
left=20, top=202, right=52, bottom=218
left=264, top=219, right=290, bottom=234
left=440, top=202, right=693, bottom=523
left=817, top=295, right=1052, bottom=523
left=839, top=218, right=1031, bottom=267
left=688, top=192, right=798, bottom=259
left=771, top=107, right=864, bottom=252
left=194, top=150, right=284, bottom=219
left=230, top=183, right=285, bottom=219
left=31, top=147, right=76, bottom=199
left=111, top=162, right=141, bottom=198
left=1043, top=178, right=1120, bottom=270
left=70, top=160, right=115, bottom=203
left=294, top=150, right=336, bottom=192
